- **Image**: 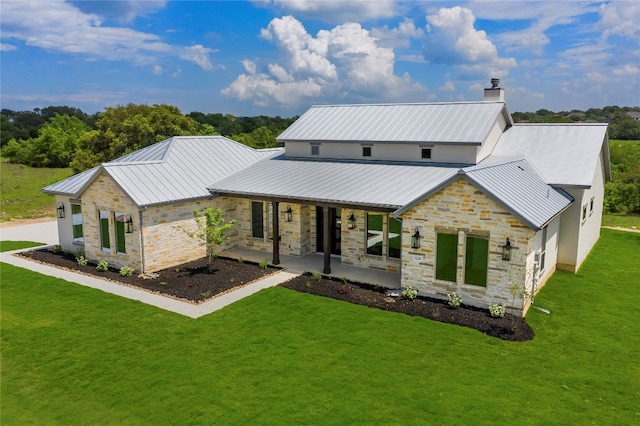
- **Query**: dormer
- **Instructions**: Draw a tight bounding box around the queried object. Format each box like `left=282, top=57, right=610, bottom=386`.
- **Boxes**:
left=278, top=94, right=513, bottom=165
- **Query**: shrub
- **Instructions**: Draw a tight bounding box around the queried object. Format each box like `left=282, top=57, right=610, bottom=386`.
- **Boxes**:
left=237, top=257, right=244, bottom=264
left=119, top=266, right=134, bottom=277
left=52, top=244, right=62, bottom=254
left=489, top=303, right=506, bottom=318
left=311, top=272, right=322, bottom=281
left=448, top=292, right=462, bottom=308
left=338, top=285, right=350, bottom=294
left=76, top=255, right=88, bottom=267
left=96, top=260, right=109, bottom=272
left=259, top=260, right=269, bottom=269
left=401, top=285, right=417, bottom=300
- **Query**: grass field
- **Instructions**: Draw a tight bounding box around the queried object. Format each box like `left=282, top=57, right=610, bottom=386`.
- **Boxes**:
left=602, top=213, right=640, bottom=228
left=1, top=229, right=638, bottom=424
left=0, top=160, right=73, bottom=222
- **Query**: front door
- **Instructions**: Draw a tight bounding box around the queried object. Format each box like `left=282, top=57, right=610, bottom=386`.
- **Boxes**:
left=316, top=207, right=341, bottom=255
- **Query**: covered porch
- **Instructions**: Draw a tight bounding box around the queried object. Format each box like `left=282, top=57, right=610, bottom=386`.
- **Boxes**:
left=220, top=247, right=401, bottom=289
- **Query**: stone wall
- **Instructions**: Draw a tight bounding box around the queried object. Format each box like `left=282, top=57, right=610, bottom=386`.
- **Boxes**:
left=400, top=177, right=535, bottom=316
left=79, top=172, right=143, bottom=271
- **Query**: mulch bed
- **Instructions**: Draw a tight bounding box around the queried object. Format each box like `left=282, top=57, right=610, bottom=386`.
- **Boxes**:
left=280, top=273, right=535, bottom=342
left=18, top=248, right=280, bottom=304
left=18, top=248, right=534, bottom=341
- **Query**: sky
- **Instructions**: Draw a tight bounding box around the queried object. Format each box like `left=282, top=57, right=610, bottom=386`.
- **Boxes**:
left=1, top=0, right=638, bottom=117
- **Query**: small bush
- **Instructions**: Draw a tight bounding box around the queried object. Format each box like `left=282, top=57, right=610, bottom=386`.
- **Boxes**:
left=160, top=281, right=167, bottom=286
left=259, top=260, right=269, bottom=269
left=201, top=290, right=211, bottom=298
left=52, top=244, right=62, bottom=254
left=237, top=257, right=244, bottom=264
left=338, top=285, right=350, bottom=294
left=401, top=285, right=418, bottom=300
left=489, top=303, right=506, bottom=318
left=448, top=292, right=462, bottom=308
left=76, top=255, right=88, bottom=267
left=119, top=266, right=134, bottom=277
left=311, top=272, right=322, bottom=281
left=96, top=260, right=109, bottom=272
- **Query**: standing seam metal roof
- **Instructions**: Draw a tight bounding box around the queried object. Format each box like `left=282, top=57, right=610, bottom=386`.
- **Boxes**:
left=42, top=136, right=281, bottom=207
left=277, top=102, right=510, bottom=144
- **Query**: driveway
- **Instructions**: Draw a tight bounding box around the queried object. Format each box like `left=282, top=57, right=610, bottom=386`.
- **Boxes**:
left=0, top=220, right=59, bottom=245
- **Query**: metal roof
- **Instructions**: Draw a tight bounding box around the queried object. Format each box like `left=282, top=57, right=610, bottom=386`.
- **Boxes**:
left=277, top=102, right=511, bottom=144
left=209, top=155, right=459, bottom=210
left=463, top=159, right=573, bottom=230
left=43, top=136, right=280, bottom=207
left=492, top=123, right=609, bottom=187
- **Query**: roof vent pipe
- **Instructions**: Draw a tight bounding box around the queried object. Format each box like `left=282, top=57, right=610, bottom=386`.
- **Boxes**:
left=484, top=77, right=505, bottom=102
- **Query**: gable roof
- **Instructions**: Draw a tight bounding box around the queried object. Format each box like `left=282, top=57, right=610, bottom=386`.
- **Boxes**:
left=42, top=136, right=280, bottom=207
left=491, top=123, right=610, bottom=187
left=277, top=102, right=513, bottom=145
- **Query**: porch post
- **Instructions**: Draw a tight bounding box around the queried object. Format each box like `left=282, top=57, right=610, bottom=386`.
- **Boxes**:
left=272, top=201, right=280, bottom=265
left=323, top=206, right=331, bottom=274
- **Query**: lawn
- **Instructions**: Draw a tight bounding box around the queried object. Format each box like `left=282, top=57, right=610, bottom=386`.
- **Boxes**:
left=1, top=229, right=639, bottom=424
left=0, top=159, right=73, bottom=222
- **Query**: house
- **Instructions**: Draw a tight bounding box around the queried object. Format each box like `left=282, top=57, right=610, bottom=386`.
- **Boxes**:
left=43, top=81, right=610, bottom=316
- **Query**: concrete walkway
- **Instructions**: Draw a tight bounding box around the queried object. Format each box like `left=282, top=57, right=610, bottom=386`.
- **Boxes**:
left=1, top=248, right=299, bottom=319
left=0, top=220, right=300, bottom=318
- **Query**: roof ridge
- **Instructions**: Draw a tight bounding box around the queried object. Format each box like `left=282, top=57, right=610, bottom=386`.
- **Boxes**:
left=310, top=101, right=505, bottom=108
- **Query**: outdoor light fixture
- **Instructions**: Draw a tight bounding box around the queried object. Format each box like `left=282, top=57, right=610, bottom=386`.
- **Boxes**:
left=285, top=206, right=293, bottom=222
left=502, top=238, right=512, bottom=261
left=347, top=212, right=356, bottom=229
left=411, top=227, right=421, bottom=249
left=57, top=203, right=65, bottom=219
left=125, top=216, right=134, bottom=233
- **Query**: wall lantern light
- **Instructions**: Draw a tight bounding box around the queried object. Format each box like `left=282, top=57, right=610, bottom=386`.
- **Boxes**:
left=285, top=206, right=293, bottom=222
left=411, top=227, right=421, bottom=249
left=125, top=216, right=134, bottom=233
left=57, top=203, right=65, bottom=219
left=347, top=212, right=356, bottom=229
left=502, top=238, right=512, bottom=261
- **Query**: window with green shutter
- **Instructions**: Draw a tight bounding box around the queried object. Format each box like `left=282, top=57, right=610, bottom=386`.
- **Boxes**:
left=114, top=212, right=126, bottom=254
left=436, top=232, right=458, bottom=282
left=464, top=235, right=488, bottom=287
left=71, top=204, right=83, bottom=243
left=99, top=210, right=110, bottom=251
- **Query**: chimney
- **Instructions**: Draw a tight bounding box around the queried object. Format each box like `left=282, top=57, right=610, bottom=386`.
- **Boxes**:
left=484, top=78, right=505, bottom=102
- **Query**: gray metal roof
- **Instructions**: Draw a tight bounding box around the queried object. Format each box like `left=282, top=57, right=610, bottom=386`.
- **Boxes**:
left=209, top=156, right=459, bottom=210
left=277, top=102, right=511, bottom=144
left=43, top=136, right=280, bottom=207
left=492, top=123, right=609, bottom=187
left=463, top=159, right=573, bottom=230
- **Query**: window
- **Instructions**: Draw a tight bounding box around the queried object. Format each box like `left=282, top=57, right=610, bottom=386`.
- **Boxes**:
left=436, top=233, right=458, bottom=282
left=267, top=202, right=273, bottom=240
left=464, top=236, right=488, bottom=287
left=251, top=201, right=264, bottom=238
left=362, top=146, right=372, bottom=157
left=71, top=204, right=83, bottom=243
left=114, top=212, right=126, bottom=254
left=388, top=217, right=402, bottom=259
left=99, top=210, right=110, bottom=251
left=310, top=144, right=320, bottom=156
left=582, top=204, right=587, bottom=222
left=589, top=197, right=594, bottom=216
left=366, top=213, right=383, bottom=256
left=421, top=148, right=432, bottom=159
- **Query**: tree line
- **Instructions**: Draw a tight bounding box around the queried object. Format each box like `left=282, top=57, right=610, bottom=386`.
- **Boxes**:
left=1, top=103, right=638, bottom=215
left=1, top=104, right=297, bottom=172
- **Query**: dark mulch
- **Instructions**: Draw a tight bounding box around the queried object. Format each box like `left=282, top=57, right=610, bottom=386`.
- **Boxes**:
left=280, top=273, right=535, bottom=342
left=18, top=248, right=280, bottom=304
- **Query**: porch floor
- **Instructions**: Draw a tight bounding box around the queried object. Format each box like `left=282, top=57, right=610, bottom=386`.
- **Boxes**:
left=220, top=248, right=401, bottom=289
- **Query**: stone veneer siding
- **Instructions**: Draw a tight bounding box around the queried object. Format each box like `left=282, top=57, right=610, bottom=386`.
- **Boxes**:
left=141, top=196, right=238, bottom=272
left=80, top=172, right=142, bottom=271
left=400, top=178, right=535, bottom=316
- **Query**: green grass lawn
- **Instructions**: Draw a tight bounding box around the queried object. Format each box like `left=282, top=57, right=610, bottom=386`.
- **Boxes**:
left=0, top=159, right=73, bottom=222
left=1, top=229, right=639, bottom=424
left=602, top=213, right=640, bottom=229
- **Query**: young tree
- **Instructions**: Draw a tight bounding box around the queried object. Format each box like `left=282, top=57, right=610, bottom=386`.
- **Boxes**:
left=186, top=207, right=236, bottom=271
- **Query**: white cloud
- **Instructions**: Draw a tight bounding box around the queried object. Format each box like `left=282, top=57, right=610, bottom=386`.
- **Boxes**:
left=268, top=0, right=397, bottom=24
left=223, top=16, right=426, bottom=106
left=442, top=81, right=455, bottom=92
left=0, top=1, right=216, bottom=71
left=153, top=65, right=163, bottom=75
left=423, top=7, right=516, bottom=78
left=612, top=64, right=639, bottom=77
left=370, top=18, right=424, bottom=49
left=69, top=0, right=167, bottom=24
left=598, top=1, right=640, bottom=40
left=0, top=43, right=17, bottom=51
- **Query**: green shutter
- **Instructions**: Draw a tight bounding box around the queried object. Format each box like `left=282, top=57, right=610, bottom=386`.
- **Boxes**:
left=251, top=202, right=264, bottom=238
left=116, top=220, right=126, bottom=253
left=465, top=236, right=488, bottom=286
left=388, top=217, right=402, bottom=259
left=436, top=233, right=458, bottom=282
left=100, top=211, right=110, bottom=250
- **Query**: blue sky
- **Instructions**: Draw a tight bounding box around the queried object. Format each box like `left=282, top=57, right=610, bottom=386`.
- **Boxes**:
left=1, top=1, right=638, bottom=117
